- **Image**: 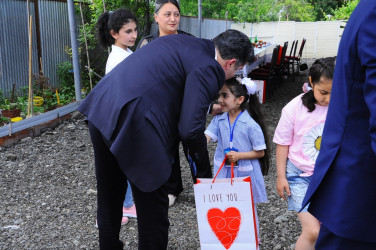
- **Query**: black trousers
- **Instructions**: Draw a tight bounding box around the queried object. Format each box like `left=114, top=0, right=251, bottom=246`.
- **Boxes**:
left=89, top=123, right=169, bottom=250
left=164, top=146, right=184, bottom=196
left=165, top=139, right=212, bottom=196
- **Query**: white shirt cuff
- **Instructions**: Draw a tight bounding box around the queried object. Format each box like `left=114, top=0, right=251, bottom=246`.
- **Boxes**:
left=204, top=130, right=218, bottom=142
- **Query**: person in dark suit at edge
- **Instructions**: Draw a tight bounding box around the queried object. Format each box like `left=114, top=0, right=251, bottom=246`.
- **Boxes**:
left=302, top=0, right=376, bottom=249
left=78, top=29, right=252, bottom=249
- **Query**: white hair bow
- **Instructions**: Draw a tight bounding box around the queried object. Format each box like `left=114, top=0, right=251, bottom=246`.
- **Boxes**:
left=238, top=77, right=257, bottom=95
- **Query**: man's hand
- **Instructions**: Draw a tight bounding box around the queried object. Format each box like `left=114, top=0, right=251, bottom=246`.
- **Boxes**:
left=211, top=104, right=222, bottom=116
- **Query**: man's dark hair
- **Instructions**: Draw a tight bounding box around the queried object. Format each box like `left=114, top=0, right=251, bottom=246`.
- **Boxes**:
left=212, top=29, right=253, bottom=68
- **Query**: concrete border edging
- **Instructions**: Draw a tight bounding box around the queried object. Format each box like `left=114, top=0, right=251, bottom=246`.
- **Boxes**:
left=0, top=102, right=82, bottom=147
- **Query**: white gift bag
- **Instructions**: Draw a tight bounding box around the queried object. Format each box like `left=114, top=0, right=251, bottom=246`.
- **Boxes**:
left=194, top=158, right=258, bottom=250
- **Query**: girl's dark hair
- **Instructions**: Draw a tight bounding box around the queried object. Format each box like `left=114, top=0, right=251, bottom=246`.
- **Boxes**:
left=302, top=57, right=335, bottom=112
left=96, top=9, right=138, bottom=48
left=155, top=0, right=180, bottom=13
left=225, top=78, right=270, bottom=175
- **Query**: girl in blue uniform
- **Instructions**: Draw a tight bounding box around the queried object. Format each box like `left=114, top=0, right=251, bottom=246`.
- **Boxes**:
left=205, top=77, right=270, bottom=239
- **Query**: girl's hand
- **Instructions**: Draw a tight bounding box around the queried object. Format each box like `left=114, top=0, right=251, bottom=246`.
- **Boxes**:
left=276, top=176, right=290, bottom=200
left=226, top=151, right=240, bottom=162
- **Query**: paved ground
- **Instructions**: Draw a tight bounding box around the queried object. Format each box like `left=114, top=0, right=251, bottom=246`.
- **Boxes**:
left=0, top=61, right=314, bottom=250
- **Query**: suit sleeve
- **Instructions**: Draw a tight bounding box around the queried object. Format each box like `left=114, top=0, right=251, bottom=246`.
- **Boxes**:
left=178, top=64, right=223, bottom=141
left=359, top=8, right=376, bottom=154
left=178, top=64, right=224, bottom=180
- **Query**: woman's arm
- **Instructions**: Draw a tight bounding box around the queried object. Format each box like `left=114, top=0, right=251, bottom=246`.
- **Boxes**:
left=275, top=144, right=290, bottom=200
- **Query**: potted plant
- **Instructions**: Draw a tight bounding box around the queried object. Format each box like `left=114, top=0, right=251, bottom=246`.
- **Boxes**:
left=0, top=84, right=21, bottom=118
left=0, top=99, right=22, bottom=118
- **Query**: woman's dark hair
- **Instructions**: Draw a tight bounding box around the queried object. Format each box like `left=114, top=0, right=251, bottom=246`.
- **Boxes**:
left=302, top=57, right=335, bottom=112
left=96, top=9, right=138, bottom=48
left=212, top=29, right=253, bottom=68
left=225, top=77, right=270, bottom=175
left=155, top=0, right=180, bottom=13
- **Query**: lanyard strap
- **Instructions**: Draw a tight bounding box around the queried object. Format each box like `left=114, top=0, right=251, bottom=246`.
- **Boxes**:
left=227, top=111, right=243, bottom=148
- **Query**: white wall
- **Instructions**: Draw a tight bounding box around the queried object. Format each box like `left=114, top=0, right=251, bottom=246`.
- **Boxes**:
left=231, top=21, right=342, bottom=58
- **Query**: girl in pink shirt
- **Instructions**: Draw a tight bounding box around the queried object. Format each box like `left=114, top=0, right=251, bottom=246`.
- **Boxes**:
left=274, top=58, right=335, bottom=250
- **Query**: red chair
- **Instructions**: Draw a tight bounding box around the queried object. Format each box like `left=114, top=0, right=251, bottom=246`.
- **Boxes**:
left=264, top=42, right=286, bottom=68
left=276, top=41, right=289, bottom=84
left=285, top=40, right=298, bottom=76
left=262, top=42, right=288, bottom=85
left=248, top=45, right=280, bottom=99
left=293, top=38, right=306, bottom=74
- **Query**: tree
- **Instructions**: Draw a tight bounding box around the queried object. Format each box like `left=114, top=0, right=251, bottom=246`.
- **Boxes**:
left=307, top=0, right=346, bottom=21
left=235, top=0, right=279, bottom=23
left=180, top=0, right=316, bottom=23
left=333, top=0, right=359, bottom=20
left=180, top=0, right=278, bottom=23
left=276, top=0, right=315, bottom=22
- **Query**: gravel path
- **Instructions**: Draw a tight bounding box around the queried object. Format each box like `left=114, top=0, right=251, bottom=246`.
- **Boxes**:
left=0, top=62, right=313, bottom=250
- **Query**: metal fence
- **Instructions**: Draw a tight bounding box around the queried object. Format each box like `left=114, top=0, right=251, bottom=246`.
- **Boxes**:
left=0, top=0, right=73, bottom=98
left=179, top=15, right=235, bottom=39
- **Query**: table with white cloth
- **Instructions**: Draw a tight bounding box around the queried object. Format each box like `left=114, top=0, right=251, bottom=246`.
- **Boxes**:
left=236, top=43, right=275, bottom=78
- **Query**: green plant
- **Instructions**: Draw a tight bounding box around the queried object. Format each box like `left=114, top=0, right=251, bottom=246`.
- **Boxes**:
left=57, top=61, right=76, bottom=105
left=16, top=96, right=28, bottom=113
left=43, top=89, right=58, bottom=110
left=33, top=105, right=45, bottom=114
left=0, top=99, right=20, bottom=111
left=0, top=90, right=4, bottom=104
left=0, top=116, right=10, bottom=124
left=333, top=0, right=359, bottom=20
left=32, top=73, right=52, bottom=97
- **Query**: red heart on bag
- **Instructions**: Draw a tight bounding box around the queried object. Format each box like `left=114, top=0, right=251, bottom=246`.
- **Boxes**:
left=207, top=207, right=241, bottom=249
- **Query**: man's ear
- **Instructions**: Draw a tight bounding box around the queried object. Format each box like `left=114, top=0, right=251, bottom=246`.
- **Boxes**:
left=225, top=59, right=237, bottom=69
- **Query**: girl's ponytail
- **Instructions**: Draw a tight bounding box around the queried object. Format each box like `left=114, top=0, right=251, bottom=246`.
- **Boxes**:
left=301, top=90, right=316, bottom=112
left=96, top=12, right=112, bottom=48
left=247, top=93, right=270, bottom=175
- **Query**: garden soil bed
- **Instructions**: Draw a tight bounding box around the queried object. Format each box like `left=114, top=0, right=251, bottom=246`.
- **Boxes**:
left=0, top=60, right=315, bottom=249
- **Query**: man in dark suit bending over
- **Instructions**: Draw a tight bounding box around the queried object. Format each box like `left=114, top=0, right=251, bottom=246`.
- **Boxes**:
left=78, top=29, right=252, bottom=249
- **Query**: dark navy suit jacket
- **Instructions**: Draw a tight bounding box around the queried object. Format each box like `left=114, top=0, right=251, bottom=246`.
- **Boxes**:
left=78, top=35, right=225, bottom=192
left=302, top=0, right=376, bottom=242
